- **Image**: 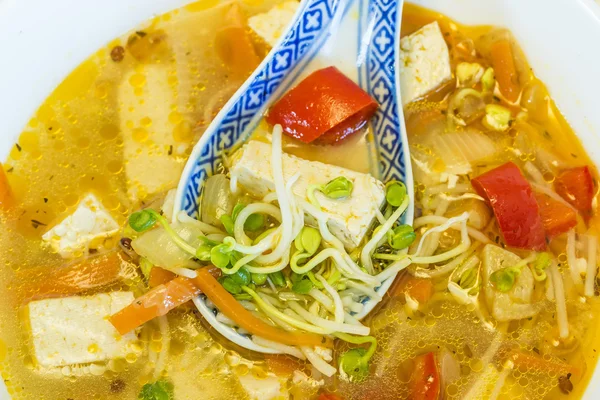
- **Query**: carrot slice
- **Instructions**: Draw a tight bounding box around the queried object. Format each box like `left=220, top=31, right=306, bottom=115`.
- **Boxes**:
left=18, top=252, right=123, bottom=302
left=110, top=276, right=202, bottom=335
left=0, top=163, right=13, bottom=210
left=490, top=40, right=520, bottom=103
left=191, top=268, right=330, bottom=348
left=265, top=354, right=304, bottom=376
left=148, top=267, right=176, bottom=288
left=509, top=351, right=580, bottom=377
left=389, top=275, right=434, bottom=304
left=554, top=166, right=595, bottom=215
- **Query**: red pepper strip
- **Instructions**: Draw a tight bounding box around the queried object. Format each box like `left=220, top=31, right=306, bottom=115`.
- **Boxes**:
left=472, top=162, right=546, bottom=251
left=534, top=192, right=577, bottom=239
left=266, top=66, right=378, bottom=144
left=554, top=166, right=594, bottom=215
left=410, top=352, right=440, bottom=400
left=318, top=394, right=343, bottom=400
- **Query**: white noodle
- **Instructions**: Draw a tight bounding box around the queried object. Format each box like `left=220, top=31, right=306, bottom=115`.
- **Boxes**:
left=252, top=336, right=305, bottom=359
left=550, top=262, right=569, bottom=338
left=424, top=183, right=472, bottom=196
left=308, top=288, right=334, bottom=311
left=411, top=217, right=471, bottom=264
left=489, top=361, right=513, bottom=400
left=153, top=316, right=170, bottom=380
left=230, top=229, right=280, bottom=255
left=414, top=242, right=481, bottom=278
left=523, top=161, right=547, bottom=186
left=413, top=215, right=491, bottom=244
left=161, top=265, right=197, bottom=278
left=246, top=249, right=291, bottom=274
left=567, top=230, right=583, bottom=287
left=374, top=258, right=412, bottom=282
left=301, top=347, right=337, bottom=377
left=344, top=280, right=382, bottom=301
left=361, top=196, right=410, bottom=274
left=288, top=301, right=370, bottom=335
left=316, top=275, right=345, bottom=324
left=420, top=198, right=450, bottom=257
left=585, top=235, right=597, bottom=297
left=253, top=292, right=329, bottom=334
left=414, top=212, right=469, bottom=256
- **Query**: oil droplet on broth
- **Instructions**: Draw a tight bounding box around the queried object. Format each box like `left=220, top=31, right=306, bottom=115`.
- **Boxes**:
left=172, top=120, right=193, bottom=142
left=106, top=160, right=123, bottom=174
left=132, top=127, right=149, bottom=143
left=100, top=124, right=120, bottom=140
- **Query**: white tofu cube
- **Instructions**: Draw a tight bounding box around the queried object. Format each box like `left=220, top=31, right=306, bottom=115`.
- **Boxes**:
left=42, top=193, right=119, bottom=258
left=27, top=292, right=141, bottom=368
left=399, top=21, right=452, bottom=105
left=248, top=1, right=299, bottom=47
left=230, top=141, right=386, bottom=250
left=238, top=373, right=288, bottom=400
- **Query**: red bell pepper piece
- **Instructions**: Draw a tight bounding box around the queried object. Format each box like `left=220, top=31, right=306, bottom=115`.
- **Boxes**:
left=554, top=166, right=594, bottom=215
left=471, top=162, right=546, bottom=251
left=266, top=66, right=378, bottom=145
left=318, top=394, right=343, bottom=400
left=534, top=192, right=577, bottom=238
left=410, top=352, right=440, bottom=400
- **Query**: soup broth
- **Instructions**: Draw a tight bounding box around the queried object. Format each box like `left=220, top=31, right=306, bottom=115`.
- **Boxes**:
left=0, top=2, right=599, bottom=400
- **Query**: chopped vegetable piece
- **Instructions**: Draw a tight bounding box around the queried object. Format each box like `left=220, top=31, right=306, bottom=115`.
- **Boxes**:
left=554, top=166, right=594, bottom=214
left=192, top=268, right=329, bottom=347
left=299, top=226, right=321, bottom=255
left=129, top=209, right=157, bottom=232
left=490, top=265, right=521, bottom=292
left=292, top=279, right=313, bottom=294
left=138, top=380, right=174, bottom=400
left=490, top=39, right=520, bottom=102
left=245, top=213, right=265, bottom=232
left=269, top=271, right=286, bottom=287
left=482, top=67, right=495, bottom=91
left=481, top=104, right=512, bottom=131
left=509, top=351, right=580, bottom=377
left=531, top=252, right=551, bottom=281
left=139, top=257, right=153, bottom=280
left=534, top=192, right=577, bottom=238
left=266, top=66, right=378, bottom=144
left=307, top=176, right=354, bottom=207
left=214, top=4, right=261, bottom=78
left=386, top=181, right=407, bottom=207
left=0, top=163, right=13, bottom=210
left=472, top=162, right=546, bottom=250
left=388, top=224, right=416, bottom=250
left=265, top=354, right=304, bottom=377
left=251, top=273, right=267, bottom=285
left=456, top=62, right=483, bottom=85
left=222, top=277, right=242, bottom=294
left=109, top=275, right=205, bottom=335
left=231, top=267, right=251, bottom=286
left=148, top=267, right=176, bottom=288
left=18, top=252, right=123, bottom=302
left=337, top=333, right=377, bottom=382
left=410, top=352, right=440, bottom=400
left=389, top=275, right=434, bottom=304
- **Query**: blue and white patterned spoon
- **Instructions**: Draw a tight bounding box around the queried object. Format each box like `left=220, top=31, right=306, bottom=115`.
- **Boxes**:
left=174, top=0, right=411, bottom=354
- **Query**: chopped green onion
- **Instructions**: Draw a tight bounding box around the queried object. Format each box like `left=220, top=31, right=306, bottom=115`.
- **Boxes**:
left=292, top=279, right=313, bottom=294
left=300, top=226, right=321, bottom=255
left=129, top=210, right=158, bottom=232
left=385, top=181, right=407, bottom=207
left=269, top=271, right=285, bottom=287
left=322, top=176, right=354, bottom=199
left=220, top=215, right=234, bottom=235
left=231, top=267, right=251, bottom=286
left=388, top=224, right=416, bottom=250
left=234, top=293, right=252, bottom=301
left=306, top=271, right=324, bottom=289
left=490, top=266, right=521, bottom=292
left=211, top=244, right=232, bottom=269
left=198, top=235, right=220, bottom=246
left=221, top=277, right=242, bottom=294
left=195, top=245, right=212, bottom=261
left=244, top=213, right=265, bottom=232
left=251, top=273, right=267, bottom=285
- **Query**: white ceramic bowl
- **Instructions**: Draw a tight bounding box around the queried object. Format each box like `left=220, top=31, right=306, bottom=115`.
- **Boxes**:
left=1, top=0, right=599, bottom=398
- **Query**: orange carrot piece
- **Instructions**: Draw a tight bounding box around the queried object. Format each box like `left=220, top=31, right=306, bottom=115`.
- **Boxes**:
left=265, top=354, right=304, bottom=377
left=18, top=252, right=123, bottom=302
left=490, top=40, right=520, bottom=103
left=535, top=192, right=577, bottom=238
left=214, top=4, right=260, bottom=78
left=191, top=268, right=331, bottom=348
left=148, top=267, right=176, bottom=288
left=509, top=351, right=580, bottom=377
left=389, top=275, right=434, bottom=304
left=110, top=276, right=201, bottom=335
left=0, top=163, right=13, bottom=210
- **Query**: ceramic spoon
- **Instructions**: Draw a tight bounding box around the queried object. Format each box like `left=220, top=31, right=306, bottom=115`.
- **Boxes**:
left=173, top=0, right=411, bottom=354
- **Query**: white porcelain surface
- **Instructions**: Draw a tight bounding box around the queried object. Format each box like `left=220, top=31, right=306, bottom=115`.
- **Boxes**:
left=1, top=0, right=599, bottom=398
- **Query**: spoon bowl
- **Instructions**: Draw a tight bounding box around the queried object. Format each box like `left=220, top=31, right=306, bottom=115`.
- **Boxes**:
left=174, top=0, right=410, bottom=354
